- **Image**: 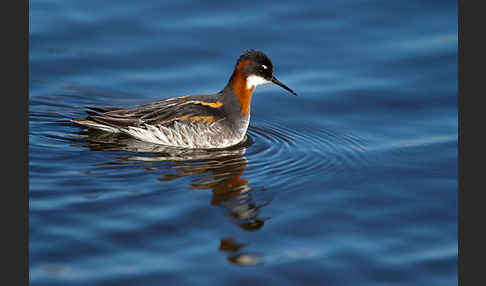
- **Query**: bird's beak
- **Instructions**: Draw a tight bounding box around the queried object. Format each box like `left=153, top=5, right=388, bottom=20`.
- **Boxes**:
left=271, top=77, right=297, bottom=96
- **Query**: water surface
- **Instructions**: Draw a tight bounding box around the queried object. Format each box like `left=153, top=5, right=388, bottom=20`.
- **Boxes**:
left=29, top=1, right=457, bottom=285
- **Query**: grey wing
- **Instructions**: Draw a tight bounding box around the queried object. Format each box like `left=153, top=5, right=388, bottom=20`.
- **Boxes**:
left=72, top=95, right=226, bottom=131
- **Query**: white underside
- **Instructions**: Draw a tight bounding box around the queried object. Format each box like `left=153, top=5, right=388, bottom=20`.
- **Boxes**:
left=108, top=118, right=251, bottom=149
left=74, top=104, right=252, bottom=149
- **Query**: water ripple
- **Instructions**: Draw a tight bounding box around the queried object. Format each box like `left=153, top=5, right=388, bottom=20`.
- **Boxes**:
left=245, top=120, right=370, bottom=188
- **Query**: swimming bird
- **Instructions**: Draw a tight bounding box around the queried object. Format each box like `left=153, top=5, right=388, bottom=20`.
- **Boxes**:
left=72, top=49, right=297, bottom=149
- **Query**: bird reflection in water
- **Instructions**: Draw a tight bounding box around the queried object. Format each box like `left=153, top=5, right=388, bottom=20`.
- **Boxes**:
left=72, top=129, right=268, bottom=265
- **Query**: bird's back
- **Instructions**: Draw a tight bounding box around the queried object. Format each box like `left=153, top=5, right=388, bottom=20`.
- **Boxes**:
left=72, top=93, right=249, bottom=148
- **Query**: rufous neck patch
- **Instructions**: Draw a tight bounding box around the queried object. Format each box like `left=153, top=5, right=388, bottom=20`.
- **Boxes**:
left=230, top=60, right=255, bottom=115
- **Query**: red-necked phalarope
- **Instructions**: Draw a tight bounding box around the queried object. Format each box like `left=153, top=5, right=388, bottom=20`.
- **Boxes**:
left=72, top=49, right=297, bottom=149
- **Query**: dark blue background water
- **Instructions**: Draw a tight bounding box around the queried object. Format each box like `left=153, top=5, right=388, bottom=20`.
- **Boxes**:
left=29, top=1, right=457, bottom=285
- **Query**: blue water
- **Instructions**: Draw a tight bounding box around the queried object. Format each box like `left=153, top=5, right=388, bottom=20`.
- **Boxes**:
left=29, top=1, right=457, bottom=285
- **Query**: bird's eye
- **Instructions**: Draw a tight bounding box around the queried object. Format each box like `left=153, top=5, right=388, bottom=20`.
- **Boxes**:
left=261, top=65, right=268, bottom=70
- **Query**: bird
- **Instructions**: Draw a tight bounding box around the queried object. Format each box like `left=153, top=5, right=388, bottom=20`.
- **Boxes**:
left=72, top=49, right=297, bottom=149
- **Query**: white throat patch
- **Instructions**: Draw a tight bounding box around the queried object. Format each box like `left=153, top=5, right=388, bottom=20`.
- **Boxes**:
left=247, top=75, right=270, bottom=89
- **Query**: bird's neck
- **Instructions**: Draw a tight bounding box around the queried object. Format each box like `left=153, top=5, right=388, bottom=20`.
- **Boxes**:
left=227, top=60, right=255, bottom=115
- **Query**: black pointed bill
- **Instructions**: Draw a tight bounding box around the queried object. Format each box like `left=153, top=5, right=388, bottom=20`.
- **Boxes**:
left=271, top=77, right=297, bottom=96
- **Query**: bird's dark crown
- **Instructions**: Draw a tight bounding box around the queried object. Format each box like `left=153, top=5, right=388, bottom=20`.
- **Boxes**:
left=235, top=49, right=274, bottom=80
left=225, top=49, right=297, bottom=98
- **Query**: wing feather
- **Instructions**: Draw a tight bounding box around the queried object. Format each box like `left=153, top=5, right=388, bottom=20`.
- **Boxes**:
left=74, top=95, right=225, bottom=131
